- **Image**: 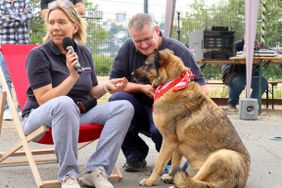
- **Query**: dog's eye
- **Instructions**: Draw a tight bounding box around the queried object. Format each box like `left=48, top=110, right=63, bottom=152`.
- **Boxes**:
left=143, top=61, right=155, bottom=71
left=145, top=63, right=152, bottom=70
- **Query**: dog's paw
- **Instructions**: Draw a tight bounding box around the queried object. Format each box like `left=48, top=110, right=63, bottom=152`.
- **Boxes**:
left=139, top=178, right=154, bottom=186
left=161, top=173, right=173, bottom=184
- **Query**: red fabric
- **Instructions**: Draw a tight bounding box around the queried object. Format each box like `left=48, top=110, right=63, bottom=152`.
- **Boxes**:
left=37, top=124, right=103, bottom=144
left=1, top=44, right=103, bottom=144
left=1, top=44, right=35, bottom=109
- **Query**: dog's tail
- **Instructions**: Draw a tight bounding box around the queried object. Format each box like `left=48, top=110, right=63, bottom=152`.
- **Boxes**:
left=173, top=171, right=212, bottom=188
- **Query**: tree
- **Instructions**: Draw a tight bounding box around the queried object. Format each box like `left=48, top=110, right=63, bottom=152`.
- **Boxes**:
left=171, top=0, right=281, bottom=79
left=29, top=0, right=45, bottom=44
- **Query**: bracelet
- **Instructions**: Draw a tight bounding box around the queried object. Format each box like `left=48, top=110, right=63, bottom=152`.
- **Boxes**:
left=103, top=84, right=109, bottom=93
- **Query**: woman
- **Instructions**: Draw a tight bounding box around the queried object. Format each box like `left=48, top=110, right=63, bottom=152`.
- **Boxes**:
left=21, top=1, right=134, bottom=188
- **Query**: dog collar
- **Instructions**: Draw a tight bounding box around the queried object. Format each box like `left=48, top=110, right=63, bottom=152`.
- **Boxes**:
left=154, top=70, right=195, bottom=101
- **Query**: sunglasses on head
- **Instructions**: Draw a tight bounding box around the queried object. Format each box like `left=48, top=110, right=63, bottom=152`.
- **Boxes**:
left=48, top=0, right=74, bottom=9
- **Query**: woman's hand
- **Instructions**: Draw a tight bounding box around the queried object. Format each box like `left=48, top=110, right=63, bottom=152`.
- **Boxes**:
left=105, top=77, right=128, bottom=93
left=65, top=50, right=80, bottom=79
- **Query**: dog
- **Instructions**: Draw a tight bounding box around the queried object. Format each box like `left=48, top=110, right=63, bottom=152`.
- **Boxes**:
left=132, top=49, right=250, bottom=188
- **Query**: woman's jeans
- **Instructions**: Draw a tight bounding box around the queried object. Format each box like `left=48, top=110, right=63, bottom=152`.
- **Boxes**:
left=22, top=96, right=134, bottom=180
left=109, top=92, right=162, bottom=161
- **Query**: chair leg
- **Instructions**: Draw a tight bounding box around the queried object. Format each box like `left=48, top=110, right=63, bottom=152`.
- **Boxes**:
left=272, top=84, right=275, bottom=110
left=266, top=87, right=269, bottom=109
left=110, top=165, right=123, bottom=181
left=0, top=91, right=7, bottom=135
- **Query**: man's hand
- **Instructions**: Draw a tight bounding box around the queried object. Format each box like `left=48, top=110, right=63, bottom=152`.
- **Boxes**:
left=141, top=84, right=154, bottom=98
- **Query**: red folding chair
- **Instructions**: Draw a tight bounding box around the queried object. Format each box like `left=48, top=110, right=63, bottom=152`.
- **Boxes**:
left=0, top=44, right=122, bottom=188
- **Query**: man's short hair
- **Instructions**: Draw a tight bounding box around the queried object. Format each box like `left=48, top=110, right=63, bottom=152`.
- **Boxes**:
left=128, top=13, right=156, bottom=32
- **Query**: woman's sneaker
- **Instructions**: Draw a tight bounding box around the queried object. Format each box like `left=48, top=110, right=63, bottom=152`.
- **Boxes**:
left=61, top=175, right=81, bottom=188
left=81, top=167, right=113, bottom=188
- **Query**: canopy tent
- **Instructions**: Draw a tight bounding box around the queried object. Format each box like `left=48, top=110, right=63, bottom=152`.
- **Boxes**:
left=244, top=0, right=259, bottom=98
left=164, top=0, right=176, bottom=37
left=164, top=0, right=260, bottom=98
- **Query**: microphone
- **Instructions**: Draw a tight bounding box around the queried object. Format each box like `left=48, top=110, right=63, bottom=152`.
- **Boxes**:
left=62, top=37, right=82, bottom=74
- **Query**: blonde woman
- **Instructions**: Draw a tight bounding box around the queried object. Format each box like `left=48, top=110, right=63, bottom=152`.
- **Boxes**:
left=21, top=0, right=134, bottom=187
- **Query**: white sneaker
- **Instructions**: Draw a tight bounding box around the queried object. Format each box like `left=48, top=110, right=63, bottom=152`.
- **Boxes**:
left=61, top=176, right=81, bottom=188
left=3, top=110, right=13, bottom=121
left=81, top=167, right=113, bottom=188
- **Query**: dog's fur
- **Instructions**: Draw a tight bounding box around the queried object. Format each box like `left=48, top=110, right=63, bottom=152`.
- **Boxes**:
left=133, top=49, right=250, bottom=188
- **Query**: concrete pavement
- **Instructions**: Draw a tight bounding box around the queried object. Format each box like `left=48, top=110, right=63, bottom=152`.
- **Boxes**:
left=0, top=108, right=282, bottom=188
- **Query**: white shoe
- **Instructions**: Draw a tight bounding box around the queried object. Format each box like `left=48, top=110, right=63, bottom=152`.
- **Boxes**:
left=61, top=176, right=81, bottom=188
left=3, top=110, right=13, bottom=121
left=81, top=167, right=113, bottom=188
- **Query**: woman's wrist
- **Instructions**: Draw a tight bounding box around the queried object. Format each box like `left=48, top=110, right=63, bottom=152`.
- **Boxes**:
left=103, top=83, right=109, bottom=93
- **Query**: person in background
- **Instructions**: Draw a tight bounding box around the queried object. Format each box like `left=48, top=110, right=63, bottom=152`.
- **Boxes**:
left=0, top=0, right=34, bottom=120
left=222, top=37, right=268, bottom=112
left=0, top=51, right=14, bottom=120
left=40, top=0, right=85, bottom=19
left=109, top=13, right=207, bottom=172
left=22, top=0, right=134, bottom=188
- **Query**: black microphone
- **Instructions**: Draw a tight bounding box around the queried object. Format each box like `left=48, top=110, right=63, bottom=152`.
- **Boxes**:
left=62, top=37, right=82, bottom=74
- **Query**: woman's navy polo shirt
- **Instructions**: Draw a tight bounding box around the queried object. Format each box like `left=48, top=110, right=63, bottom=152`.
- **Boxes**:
left=22, top=40, right=98, bottom=117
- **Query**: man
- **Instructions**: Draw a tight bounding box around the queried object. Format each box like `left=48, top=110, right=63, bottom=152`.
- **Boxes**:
left=0, top=0, right=33, bottom=120
left=40, top=0, right=85, bottom=19
left=109, top=13, right=207, bottom=172
left=222, top=38, right=268, bottom=112
left=0, top=0, right=33, bottom=43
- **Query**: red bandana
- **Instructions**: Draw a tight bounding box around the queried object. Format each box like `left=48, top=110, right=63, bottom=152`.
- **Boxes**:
left=154, top=70, right=195, bottom=101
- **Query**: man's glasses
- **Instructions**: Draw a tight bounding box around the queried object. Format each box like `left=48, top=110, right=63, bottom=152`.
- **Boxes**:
left=48, top=0, right=74, bottom=9
left=134, top=36, right=153, bottom=45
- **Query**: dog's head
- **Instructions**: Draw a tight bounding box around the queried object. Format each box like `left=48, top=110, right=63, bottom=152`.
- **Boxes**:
left=132, top=49, right=189, bottom=88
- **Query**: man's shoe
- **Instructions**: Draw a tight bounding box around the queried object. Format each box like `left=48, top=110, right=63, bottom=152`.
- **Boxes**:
left=81, top=167, right=113, bottom=188
left=61, top=175, right=81, bottom=188
left=123, top=158, right=146, bottom=172
left=228, top=103, right=238, bottom=112
left=3, top=110, right=13, bottom=121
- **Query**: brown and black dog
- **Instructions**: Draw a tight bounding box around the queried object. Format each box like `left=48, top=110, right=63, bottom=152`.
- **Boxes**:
left=132, top=49, right=250, bottom=188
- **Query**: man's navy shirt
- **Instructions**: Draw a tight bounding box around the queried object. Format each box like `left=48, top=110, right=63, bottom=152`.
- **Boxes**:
left=110, top=36, right=206, bottom=85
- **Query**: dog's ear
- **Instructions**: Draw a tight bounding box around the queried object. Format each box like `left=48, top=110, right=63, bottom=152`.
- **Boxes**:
left=153, top=49, right=161, bottom=68
left=159, top=49, right=173, bottom=64
left=164, top=49, right=174, bottom=54
left=153, top=48, right=159, bottom=55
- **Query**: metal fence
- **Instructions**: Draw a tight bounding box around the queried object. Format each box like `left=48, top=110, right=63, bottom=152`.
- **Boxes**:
left=29, top=0, right=282, bottom=99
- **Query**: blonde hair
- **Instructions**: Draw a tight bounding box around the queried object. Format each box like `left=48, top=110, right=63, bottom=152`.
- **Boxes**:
left=43, top=0, right=87, bottom=44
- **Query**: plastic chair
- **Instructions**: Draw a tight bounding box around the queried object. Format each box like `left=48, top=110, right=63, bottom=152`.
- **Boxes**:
left=0, top=44, right=122, bottom=187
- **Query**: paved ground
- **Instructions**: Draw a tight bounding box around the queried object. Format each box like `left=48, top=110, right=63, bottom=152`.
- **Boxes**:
left=0, top=107, right=282, bottom=188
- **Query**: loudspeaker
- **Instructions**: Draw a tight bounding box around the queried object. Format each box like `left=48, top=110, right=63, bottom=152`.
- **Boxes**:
left=239, top=98, right=258, bottom=120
